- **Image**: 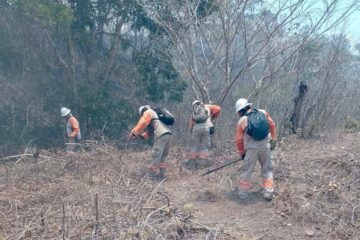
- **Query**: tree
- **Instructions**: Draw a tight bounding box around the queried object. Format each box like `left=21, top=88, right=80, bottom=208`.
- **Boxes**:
left=0, top=0, right=186, bottom=151
left=138, top=0, right=358, bottom=106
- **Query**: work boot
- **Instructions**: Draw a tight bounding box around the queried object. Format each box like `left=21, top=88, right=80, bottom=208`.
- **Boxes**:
left=159, top=168, right=166, bottom=179
left=198, top=159, right=213, bottom=168
left=144, top=165, right=158, bottom=179
left=263, top=188, right=273, bottom=201
left=238, top=189, right=249, bottom=202
left=185, top=160, right=199, bottom=170
left=149, top=172, right=166, bottom=181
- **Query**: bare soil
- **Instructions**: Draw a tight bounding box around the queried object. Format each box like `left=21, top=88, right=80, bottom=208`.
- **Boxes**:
left=0, top=133, right=359, bottom=239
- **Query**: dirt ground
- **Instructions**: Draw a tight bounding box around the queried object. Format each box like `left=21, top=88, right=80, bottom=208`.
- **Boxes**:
left=0, top=133, right=359, bottom=239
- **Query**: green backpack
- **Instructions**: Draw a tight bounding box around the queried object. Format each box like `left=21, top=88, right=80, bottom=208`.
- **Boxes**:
left=193, top=104, right=209, bottom=123
left=245, top=109, right=270, bottom=140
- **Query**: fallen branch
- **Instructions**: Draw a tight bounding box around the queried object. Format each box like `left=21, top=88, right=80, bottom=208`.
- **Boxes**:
left=351, top=205, right=358, bottom=227
left=1, top=154, right=34, bottom=161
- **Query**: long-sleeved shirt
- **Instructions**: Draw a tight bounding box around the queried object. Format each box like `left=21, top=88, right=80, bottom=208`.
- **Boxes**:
left=236, top=109, right=276, bottom=155
left=190, top=104, right=221, bottom=130
left=131, top=108, right=171, bottom=140
left=66, top=116, right=81, bottom=139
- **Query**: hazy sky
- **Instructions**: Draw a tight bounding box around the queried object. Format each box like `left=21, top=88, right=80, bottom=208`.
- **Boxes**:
left=346, top=11, right=360, bottom=41
left=311, top=0, right=360, bottom=43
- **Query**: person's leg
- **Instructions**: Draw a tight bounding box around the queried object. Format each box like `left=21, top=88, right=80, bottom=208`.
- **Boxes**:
left=199, top=129, right=209, bottom=158
left=198, top=129, right=212, bottom=167
left=238, top=149, right=258, bottom=200
left=159, top=134, right=171, bottom=178
left=150, top=137, right=166, bottom=177
left=259, top=146, right=274, bottom=200
left=189, top=129, right=201, bottom=159
left=187, top=129, right=201, bottom=169
left=65, top=138, right=75, bottom=152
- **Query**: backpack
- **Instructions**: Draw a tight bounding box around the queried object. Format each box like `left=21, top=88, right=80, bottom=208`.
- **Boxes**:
left=245, top=109, right=269, bottom=140
left=193, top=104, right=209, bottom=123
left=151, top=107, right=175, bottom=125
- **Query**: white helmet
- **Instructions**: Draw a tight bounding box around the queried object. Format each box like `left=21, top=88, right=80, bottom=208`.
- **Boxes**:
left=192, top=100, right=201, bottom=106
left=235, top=98, right=252, bottom=112
left=60, top=107, right=71, bottom=117
left=138, top=105, right=150, bottom=116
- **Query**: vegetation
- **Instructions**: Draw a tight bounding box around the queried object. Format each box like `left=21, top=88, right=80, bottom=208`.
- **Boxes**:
left=1, top=0, right=360, bottom=152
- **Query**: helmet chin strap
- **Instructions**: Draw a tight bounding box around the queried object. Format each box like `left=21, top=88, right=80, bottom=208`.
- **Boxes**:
left=239, top=106, right=250, bottom=116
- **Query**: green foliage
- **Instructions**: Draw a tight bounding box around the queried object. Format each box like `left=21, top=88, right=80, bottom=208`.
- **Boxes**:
left=0, top=0, right=187, bottom=152
left=77, top=84, right=137, bottom=139
left=15, top=0, right=73, bottom=26
left=135, top=48, right=187, bottom=102
left=0, top=102, right=63, bottom=155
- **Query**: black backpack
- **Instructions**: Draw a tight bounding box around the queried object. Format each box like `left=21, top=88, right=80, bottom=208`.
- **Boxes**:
left=151, top=107, right=175, bottom=125
left=245, top=109, right=269, bottom=140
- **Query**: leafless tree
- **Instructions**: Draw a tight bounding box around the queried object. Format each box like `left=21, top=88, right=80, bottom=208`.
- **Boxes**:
left=138, top=0, right=358, bottom=105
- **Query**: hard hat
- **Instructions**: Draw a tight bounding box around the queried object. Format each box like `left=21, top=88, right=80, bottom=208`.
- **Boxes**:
left=138, top=105, right=150, bottom=116
left=60, top=107, right=71, bottom=117
left=235, top=98, right=252, bottom=112
left=192, top=100, right=201, bottom=106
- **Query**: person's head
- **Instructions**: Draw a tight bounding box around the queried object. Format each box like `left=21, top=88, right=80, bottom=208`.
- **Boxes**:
left=235, top=98, right=252, bottom=117
left=60, top=107, right=71, bottom=118
left=138, top=105, right=151, bottom=116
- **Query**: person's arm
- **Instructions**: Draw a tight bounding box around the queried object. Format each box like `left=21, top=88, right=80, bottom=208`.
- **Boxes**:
left=207, top=105, right=221, bottom=120
left=130, top=111, right=152, bottom=137
left=265, top=111, right=276, bottom=139
left=236, top=118, right=247, bottom=156
left=68, top=117, right=80, bottom=138
left=140, top=131, right=150, bottom=140
left=189, top=117, right=195, bottom=130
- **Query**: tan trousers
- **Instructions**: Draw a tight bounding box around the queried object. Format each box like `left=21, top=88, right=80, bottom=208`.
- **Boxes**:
left=190, top=128, right=211, bottom=159
left=239, top=145, right=273, bottom=191
left=150, top=133, right=171, bottom=169
left=65, top=138, right=79, bottom=152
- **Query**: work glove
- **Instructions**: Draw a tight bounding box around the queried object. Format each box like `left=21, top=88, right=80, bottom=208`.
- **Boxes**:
left=128, top=132, right=136, bottom=140
left=241, top=154, right=246, bottom=160
left=270, top=139, right=277, bottom=150
left=209, top=126, right=215, bottom=135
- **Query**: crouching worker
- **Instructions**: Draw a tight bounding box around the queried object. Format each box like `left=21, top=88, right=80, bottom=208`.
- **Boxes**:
left=186, top=100, right=221, bottom=170
left=128, top=105, right=172, bottom=180
left=235, top=98, right=277, bottom=201
left=61, top=107, right=81, bottom=152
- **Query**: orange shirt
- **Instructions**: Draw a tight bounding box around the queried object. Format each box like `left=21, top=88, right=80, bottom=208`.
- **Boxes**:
left=67, top=116, right=80, bottom=138
left=131, top=110, right=152, bottom=139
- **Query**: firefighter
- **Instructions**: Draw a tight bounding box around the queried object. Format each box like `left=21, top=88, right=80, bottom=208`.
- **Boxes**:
left=235, top=98, right=277, bottom=201
left=128, top=105, right=172, bottom=180
left=61, top=107, right=81, bottom=152
left=187, top=100, right=221, bottom=169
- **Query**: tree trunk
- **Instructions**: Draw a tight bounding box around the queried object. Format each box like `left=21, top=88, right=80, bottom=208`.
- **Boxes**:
left=290, top=81, right=308, bottom=134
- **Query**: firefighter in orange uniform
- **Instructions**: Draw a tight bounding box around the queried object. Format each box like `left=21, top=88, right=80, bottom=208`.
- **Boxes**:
left=235, top=98, right=277, bottom=201
left=128, top=105, right=172, bottom=180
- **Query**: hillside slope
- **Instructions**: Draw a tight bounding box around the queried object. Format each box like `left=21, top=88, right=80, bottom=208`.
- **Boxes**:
left=0, top=133, right=359, bottom=239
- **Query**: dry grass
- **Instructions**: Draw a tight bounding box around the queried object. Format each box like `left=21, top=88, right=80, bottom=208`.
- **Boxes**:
left=274, top=133, right=360, bottom=239
left=0, top=142, right=224, bottom=240
left=1, top=133, right=359, bottom=239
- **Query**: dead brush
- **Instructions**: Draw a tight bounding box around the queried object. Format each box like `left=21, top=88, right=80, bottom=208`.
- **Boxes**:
left=275, top=134, right=360, bottom=239
left=0, top=142, right=227, bottom=239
